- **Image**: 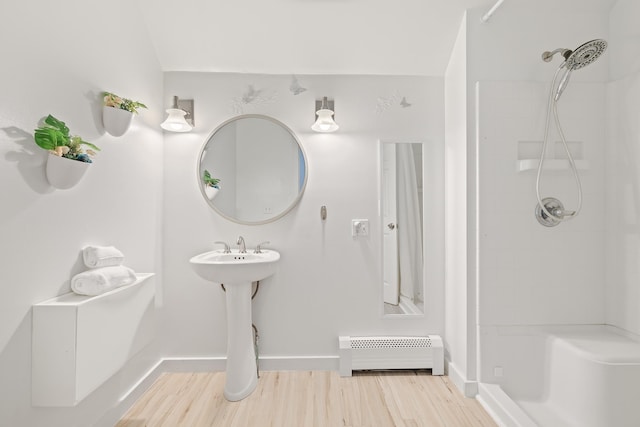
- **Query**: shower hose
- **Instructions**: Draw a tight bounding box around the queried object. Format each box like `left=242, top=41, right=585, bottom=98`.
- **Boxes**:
left=535, top=63, right=583, bottom=222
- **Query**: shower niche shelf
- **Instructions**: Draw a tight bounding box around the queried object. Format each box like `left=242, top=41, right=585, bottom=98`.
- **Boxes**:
left=517, top=159, right=590, bottom=172
left=517, top=140, right=587, bottom=172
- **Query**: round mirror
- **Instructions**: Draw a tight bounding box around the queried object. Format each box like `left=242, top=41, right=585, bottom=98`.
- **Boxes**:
left=198, top=114, right=307, bottom=224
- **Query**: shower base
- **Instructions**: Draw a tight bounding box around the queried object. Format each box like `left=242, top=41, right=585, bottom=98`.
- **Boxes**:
left=478, top=325, right=640, bottom=427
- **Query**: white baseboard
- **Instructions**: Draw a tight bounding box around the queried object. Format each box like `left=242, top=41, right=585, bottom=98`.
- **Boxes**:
left=160, top=355, right=339, bottom=372
left=96, top=354, right=339, bottom=426
left=445, top=359, right=478, bottom=397
left=95, top=359, right=165, bottom=427
left=160, top=356, right=227, bottom=372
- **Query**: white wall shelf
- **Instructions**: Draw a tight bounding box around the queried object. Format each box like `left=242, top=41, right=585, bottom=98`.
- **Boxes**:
left=32, top=273, right=155, bottom=407
left=517, top=159, right=590, bottom=172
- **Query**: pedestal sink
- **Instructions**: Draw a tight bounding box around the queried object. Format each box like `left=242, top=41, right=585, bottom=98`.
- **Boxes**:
left=189, top=249, right=280, bottom=401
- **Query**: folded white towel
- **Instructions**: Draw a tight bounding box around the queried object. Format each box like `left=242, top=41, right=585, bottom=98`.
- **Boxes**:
left=71, top=265, right=137, bottom=296
left=82, top=245, right=124, bottom=268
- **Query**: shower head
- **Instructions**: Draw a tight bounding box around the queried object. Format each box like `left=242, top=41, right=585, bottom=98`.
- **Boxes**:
left=564, top=39, right=608, bottom=70
left=541, top=39, right=607, bottom=70
left=543, top=39, right=608, bottom=101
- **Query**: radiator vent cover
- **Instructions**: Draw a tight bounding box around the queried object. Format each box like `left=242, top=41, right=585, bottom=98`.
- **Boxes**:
left=339, top=335, right=444, bottom=377
left=350, top=337, right=436, bottom=349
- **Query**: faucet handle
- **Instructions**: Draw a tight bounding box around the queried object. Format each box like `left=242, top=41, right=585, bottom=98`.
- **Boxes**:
left=254, top=241, right=270, bottom=254
left=214, top=241, right=231, bottom=253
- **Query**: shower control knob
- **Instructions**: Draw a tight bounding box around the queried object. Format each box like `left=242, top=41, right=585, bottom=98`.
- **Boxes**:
left=387, top=223, right=396, bottom=230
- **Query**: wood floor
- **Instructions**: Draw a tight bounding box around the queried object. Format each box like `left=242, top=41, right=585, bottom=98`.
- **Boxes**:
left=116, top=371, right=497, bottom=427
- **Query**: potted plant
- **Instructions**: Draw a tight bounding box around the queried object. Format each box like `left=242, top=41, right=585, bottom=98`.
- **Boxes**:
left=102, top=91, right=147, bottom=137
left=203, top=170, right=221, bottom=200
left=34, top=114, right=100, bottom=189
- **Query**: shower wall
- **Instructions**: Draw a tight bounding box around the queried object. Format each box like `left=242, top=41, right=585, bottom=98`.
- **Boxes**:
left=605, top=0, right=640, bottom=336
left=477, top=80, right=606, bottom=327
left=444, top=5, right=610, bottom=393
left=476, top=79, right=606, bottom=389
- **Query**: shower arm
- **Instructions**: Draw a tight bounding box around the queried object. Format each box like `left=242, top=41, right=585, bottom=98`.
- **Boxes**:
left=542, top=48, right=571, bottom=63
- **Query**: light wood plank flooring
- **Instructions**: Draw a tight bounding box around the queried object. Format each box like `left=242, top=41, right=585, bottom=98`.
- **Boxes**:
left=116, top=371, right=497, bottom=427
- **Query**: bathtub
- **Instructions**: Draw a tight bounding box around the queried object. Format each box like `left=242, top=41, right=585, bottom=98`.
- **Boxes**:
left=478, top=325, right=640, bottom=427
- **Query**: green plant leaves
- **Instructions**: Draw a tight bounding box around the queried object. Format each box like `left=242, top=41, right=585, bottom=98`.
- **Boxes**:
left=33, top=114, right=100, bottom=159
left=203, top=169, right=220, bottom=187
left=43, top=114, right=69, bottom=137
left=34, top=117, right=69, bottom=150
left=33, top=128, right=57, bottom=150
left=103, top=91, right=147, bottom=114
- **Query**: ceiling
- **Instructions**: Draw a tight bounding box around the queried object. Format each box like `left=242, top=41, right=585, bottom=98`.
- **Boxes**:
left=135, top=0, right=616, bottom=76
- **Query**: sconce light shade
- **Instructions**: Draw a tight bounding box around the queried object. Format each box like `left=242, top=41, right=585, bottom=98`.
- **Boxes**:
left=161, top=96, right=194, bottom=132
left=312, top=97, right=339, bottom=133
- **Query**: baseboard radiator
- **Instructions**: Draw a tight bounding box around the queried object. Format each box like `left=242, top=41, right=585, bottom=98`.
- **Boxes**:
left=338, top=335, right=444, bottom=377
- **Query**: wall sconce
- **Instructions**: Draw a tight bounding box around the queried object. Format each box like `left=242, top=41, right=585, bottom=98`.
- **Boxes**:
left=160, top=96, right=194, bottom=132
left=311, top=96, right=339, bottom=133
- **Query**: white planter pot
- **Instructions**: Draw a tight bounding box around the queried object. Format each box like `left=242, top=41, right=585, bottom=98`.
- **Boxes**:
left=102, top=106, right=134, bottom=137
left=46, top=153, right=90, bottom=190
left=205, top=186, right=219, bottom=200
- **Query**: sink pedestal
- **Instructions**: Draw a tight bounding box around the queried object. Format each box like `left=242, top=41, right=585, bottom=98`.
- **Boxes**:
left=189, top=249, right=280, bottom=401
left=223, top=281, right=258, bottom=401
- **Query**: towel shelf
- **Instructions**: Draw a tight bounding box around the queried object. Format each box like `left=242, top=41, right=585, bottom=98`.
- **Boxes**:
left=32, top=273, right=155, bottom=407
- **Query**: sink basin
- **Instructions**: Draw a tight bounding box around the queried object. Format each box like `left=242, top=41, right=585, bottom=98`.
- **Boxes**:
left=189, top=250, right=280, bottom=284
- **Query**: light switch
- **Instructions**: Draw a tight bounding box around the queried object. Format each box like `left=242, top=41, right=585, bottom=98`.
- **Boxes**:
left=352, top=219, right=369, bottom=237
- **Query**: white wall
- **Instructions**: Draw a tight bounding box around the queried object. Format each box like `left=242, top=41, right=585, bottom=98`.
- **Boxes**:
left=161, top=72, right=445, bottom=361
left=466, top=5, right=609, bottom=83
left=444, top=13, right=473, bottom=393
left=606, top=0, right=640, bottom=336
left=136, top=0, right=482, bottom=76
left=0, top=1, right=163, bottom=426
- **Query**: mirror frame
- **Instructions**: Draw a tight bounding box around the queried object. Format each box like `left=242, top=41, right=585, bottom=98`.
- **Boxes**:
left=197, top=114, right=308, bottom=225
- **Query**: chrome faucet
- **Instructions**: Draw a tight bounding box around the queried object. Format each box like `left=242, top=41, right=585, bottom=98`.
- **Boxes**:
left=254, top=241, right=270, bottom=254
left=236, top=236, right=247, bottom=253
left=214, top=241, right=231, bottom=253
